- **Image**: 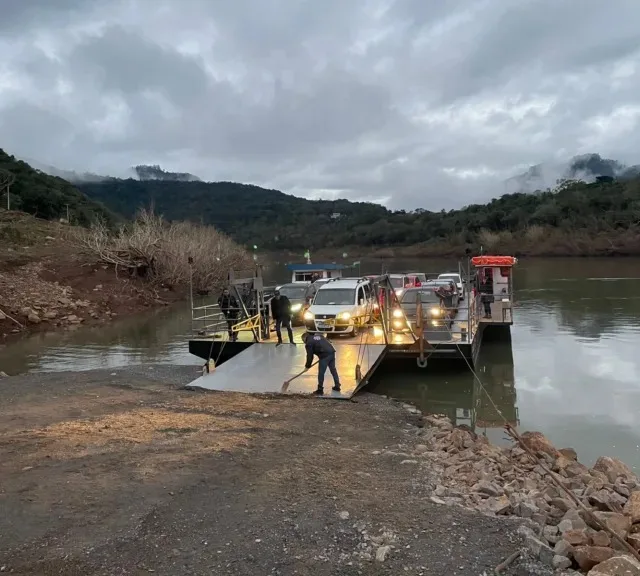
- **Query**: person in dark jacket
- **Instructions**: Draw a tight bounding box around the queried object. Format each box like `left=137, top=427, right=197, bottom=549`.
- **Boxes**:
left=218, top=288, right=238, bottom=341
left=478, top=270, right=494, bottom=318
left=302, top=332, right=341, bottom=394
left=271, top=289, right=295, bottom=345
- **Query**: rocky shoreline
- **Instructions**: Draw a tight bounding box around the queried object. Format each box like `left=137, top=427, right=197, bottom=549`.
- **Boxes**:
left=0, top=259, right=183, bottom=343
left=400, top=403, right=640, bottom=574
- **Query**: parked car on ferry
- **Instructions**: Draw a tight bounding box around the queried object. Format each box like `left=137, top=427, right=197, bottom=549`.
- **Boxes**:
left=304, top=277, right=375, bottom=336
left=437, top=272, right=464, bottom=299
left=403, top=272, right=427, bottom=285
left=391, top=287, right=453, bottom=332
left=311, top=278, right=332, bottom=290
left=423, top=279, right=460, bottom=314
left=389, top=274, right=423, bottom=298
left=272, top=282, right=318, bottom=325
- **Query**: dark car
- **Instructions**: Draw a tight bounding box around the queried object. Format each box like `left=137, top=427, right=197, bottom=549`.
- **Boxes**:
left=272, top=282, right=317, bottom=325
left=391, top=287, right=453, bottom=332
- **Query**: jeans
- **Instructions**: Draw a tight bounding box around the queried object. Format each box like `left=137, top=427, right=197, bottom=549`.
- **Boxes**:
left=318, top=352, right=340, bottom=389
left=481, top=295, right=493, bottom=316
left=224, top=314, right=237, bottom=340
left=275, top=317, right=294, bottom=343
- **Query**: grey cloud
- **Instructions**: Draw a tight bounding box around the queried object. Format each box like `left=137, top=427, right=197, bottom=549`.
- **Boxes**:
left=66, top=26, right=211, bottom=104
left=0, top=0, right=102, bottom=34
left=1, top=0, right=640, bottom=209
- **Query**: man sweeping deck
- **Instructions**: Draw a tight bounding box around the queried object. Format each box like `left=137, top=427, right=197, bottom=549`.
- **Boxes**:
left=302, top=332, right=341, bottom=395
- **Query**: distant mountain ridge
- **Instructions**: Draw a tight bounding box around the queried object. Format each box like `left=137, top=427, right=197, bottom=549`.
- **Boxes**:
left=134, top=165, right=201, bottom=182
left=505, top=153, right=640, bottom=194
left=20, top=158, right=110, bottom=183
left=20, top=158, right=201, bottom=184
left=29, top=152, right=639, bottom=199
left=5, top=147, right=640, bottom=255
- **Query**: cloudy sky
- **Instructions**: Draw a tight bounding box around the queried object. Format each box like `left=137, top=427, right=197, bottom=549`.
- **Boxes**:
left=1, top=0, right=640, bottom=210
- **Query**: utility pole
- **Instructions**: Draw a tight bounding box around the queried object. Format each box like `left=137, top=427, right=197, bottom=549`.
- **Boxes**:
left=0, top=170, right=15, bottom=211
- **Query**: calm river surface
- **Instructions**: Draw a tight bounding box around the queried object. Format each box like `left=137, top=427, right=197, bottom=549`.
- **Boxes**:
left=1, top=257, right=639, bottom=469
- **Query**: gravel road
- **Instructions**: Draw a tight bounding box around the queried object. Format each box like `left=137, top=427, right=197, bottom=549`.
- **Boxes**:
left=0, top=365, right=552, bottom=575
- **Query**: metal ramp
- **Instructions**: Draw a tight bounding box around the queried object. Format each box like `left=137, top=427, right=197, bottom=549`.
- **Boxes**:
left=186, top=342, right=387, bottom=400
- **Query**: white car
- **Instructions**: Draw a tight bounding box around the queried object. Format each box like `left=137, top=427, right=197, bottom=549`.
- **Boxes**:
left=303, top=278, right=374, bottom=336
left=437, top=273, right=464, bottom=299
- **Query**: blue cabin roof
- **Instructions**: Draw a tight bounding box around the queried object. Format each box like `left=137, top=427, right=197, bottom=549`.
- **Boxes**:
left=286, top=263, right=346, bottom=271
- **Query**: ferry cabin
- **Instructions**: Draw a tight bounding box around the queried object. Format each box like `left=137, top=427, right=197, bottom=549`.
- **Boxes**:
left=286, top=263, right=346, bottom=283
left=470, top=255, right=517, bottom=324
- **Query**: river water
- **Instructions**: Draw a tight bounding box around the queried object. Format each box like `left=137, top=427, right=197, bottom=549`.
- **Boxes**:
left=1, top=257, right=639, bottom=469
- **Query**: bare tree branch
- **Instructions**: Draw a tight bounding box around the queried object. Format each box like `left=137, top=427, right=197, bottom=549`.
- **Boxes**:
left=70, top=208, right=251, bottom=292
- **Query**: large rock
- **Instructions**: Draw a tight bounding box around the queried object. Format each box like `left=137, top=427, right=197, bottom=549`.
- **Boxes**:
left=543, top=524, right=560, bottom=544
left=484, top=495, right=511, bottom=515
left=564, top=529, right=590, bottom=546
left=27, top=312, right=41, bottom=324
left=590, top=530, right=611, bottom=548
left=560, top=509, right=588, bottom=533
left=589, top=489, right=627, bottom=512
left=586, top=555, right=640, bottom=575
left=471, top=480, right=503, bottom=497
left=573, top=545, right=615, bottom=571
left=559, top=447, right=578, bottom=461
left=554, top=539, right=574, bottom=557
left=593, top=456, right=635, bottom=484
left=589, top=511, right=632, bottom=539
left=519, top=431, right=561, bottom=458
left=624, top=492, right=640, bottom=523
left=552, top=554, right=572, bottom=569
left=524, top=532, right=555, bottom=565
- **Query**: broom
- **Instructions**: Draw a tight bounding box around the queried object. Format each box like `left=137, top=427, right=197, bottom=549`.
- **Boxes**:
left=282, top=361, right=318, bottom=392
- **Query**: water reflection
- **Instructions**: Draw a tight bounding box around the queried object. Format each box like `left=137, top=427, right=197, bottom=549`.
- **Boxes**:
left=369, top=341, right=519, bottom=445
left=515, top=258, right=640, bottom=340
left=0, top=301, right=201, bottom=374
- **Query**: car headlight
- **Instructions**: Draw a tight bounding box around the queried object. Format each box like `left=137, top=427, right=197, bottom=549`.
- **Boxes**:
left=303, top=311, right=314, bottom=320
left=430, top=307, right=441, bottom=316
left=291, top=303, right=302, bottom=312
left=393, top=320, right=404, bottom=329
left=339, top=312, right=351, bottom=320
left=395, top=289, right=403, bottom=296
left=392, top=309, right=403, bottom=318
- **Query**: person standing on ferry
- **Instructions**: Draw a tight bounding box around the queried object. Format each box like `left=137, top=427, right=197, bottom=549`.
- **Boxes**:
left=271, top=289, right=295, bottom=345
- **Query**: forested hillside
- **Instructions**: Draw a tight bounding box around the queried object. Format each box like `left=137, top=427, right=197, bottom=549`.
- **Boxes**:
left=76, top=179, right=390, bottom=248
left=77, top=176, right=640, bottom=254
left=3, top=146, right=640, bottom=256
left=0, top=149, right=114, bottom=226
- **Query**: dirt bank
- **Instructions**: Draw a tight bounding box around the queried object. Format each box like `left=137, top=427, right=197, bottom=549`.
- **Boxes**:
left=0, top=213, right=184, bottom=342
left=0, top=366, right=553, bottom=576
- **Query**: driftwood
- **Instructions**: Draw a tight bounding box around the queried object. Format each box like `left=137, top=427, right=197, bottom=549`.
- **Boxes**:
left=0, top=305, right=24, bottom=329
left=494, top=549, right=521, bottom=573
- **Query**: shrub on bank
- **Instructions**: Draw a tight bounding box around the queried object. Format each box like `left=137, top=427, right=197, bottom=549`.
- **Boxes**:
left=74, top=209, right=251, bottom=292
